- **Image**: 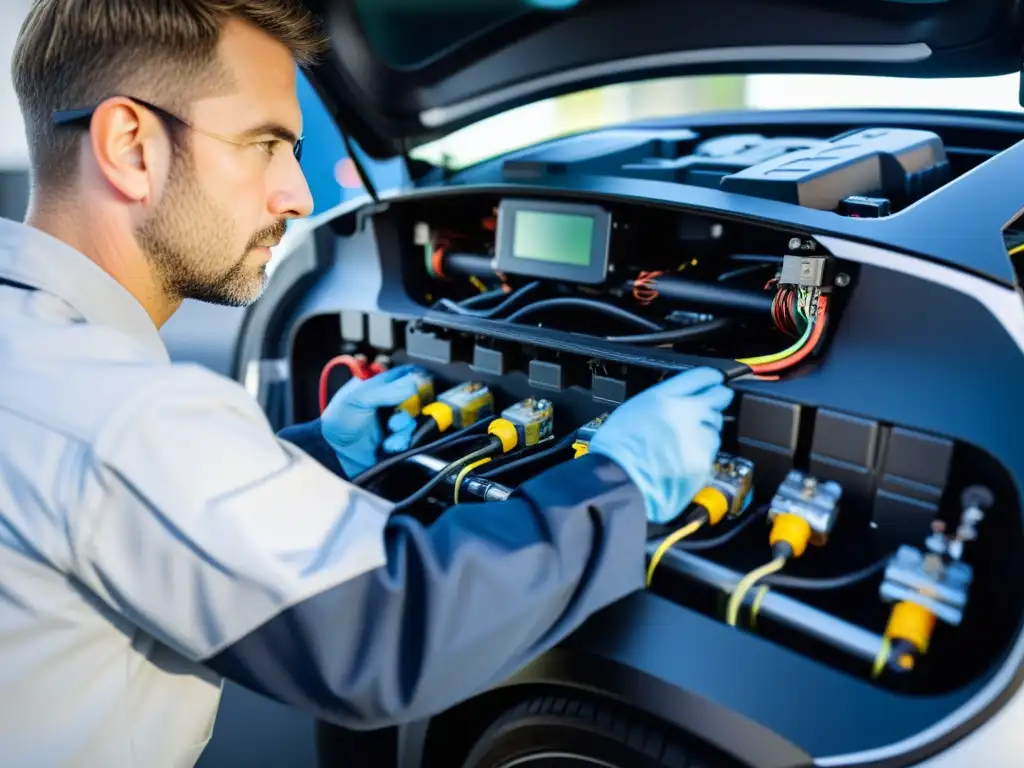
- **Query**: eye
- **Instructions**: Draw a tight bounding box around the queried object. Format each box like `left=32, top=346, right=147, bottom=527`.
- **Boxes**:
left=258, top=139, right=281, bottom=157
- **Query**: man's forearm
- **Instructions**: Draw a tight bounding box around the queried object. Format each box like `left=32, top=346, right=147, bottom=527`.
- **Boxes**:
left=203, top=453, right=646, bottom=729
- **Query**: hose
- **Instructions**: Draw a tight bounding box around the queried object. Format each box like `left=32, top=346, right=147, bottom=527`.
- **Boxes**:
left=409, top=420, right=440, bottom=449
left=390, top=439, right=502, bottom=514
left=762, top=557, right=889, bottom=591
left=606, top=318, right=734, bottom=344
left=623, top=277, right=772, bottom=314
left=504, top=298, right=663, bottom=332
left=350, top=420, right=492, bottom=487
left=458, top=288, right=506, bottom=308
left=437, top=281, right=541, bottom=318
left=478, top=434, right=577, bottom=478
left=675, top=506, right=768, bottom=551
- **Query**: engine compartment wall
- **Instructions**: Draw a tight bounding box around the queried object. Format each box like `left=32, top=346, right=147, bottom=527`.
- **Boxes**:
left=281, top=218, right=1024, bottom=765
left=262, top=116, right=1024, bottom=764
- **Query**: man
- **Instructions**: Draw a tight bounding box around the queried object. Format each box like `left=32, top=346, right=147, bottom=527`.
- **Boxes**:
left=0, top=1, right=733, bottom=765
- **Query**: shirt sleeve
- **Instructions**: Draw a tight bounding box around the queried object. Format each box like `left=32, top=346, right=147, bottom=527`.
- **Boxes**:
left=67, top=365, right=647, bottom=729
left=277, top=418, right=347, bottom=478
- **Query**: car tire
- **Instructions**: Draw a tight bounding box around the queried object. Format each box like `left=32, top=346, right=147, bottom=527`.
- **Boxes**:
left=460, top=695, right=728, bottom=768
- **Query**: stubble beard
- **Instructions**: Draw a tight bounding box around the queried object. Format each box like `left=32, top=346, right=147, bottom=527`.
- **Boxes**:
left=135, top=149, right=283, bottom=308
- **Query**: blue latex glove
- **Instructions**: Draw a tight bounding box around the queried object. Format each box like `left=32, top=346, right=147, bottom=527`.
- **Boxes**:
left=588, top=366, right=734, bottom=524
left=321, top=365, right=422, bottom=477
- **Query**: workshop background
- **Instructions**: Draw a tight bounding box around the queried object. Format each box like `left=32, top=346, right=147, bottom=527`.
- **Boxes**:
left=0, top=1, right=1020, bottom=764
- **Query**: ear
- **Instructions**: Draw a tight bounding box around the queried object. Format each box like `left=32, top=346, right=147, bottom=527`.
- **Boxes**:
left=87, top=98, right=171, bottom=205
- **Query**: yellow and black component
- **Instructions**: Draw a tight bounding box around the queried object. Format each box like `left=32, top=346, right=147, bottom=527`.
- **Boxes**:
left=886, top=601, right=937, bottom=655
left=727, top=471, right=841, bottom=628
left=571, top=412, right=610, bottom=459
left=422, top=382, right=495, bottom=432
left=647, top=457, right=756, bottom=588
left=396, top=372, right=436, bottom=417
left=487, top=419, right=520, bottom=453
left=873, top=544, right=973, bottom=679
left=453, top=457, right=495, bottom=503
left=766, top=470, right=843, bottom=548
left=498, top=398, right=555, bottom=448
left=706, top=454, right=755, bottom=520
left=768, top=513, right=813, bottom=559
left=691, top=486, right=730, bottom=526
left=873, top=601, right=937, bottom=677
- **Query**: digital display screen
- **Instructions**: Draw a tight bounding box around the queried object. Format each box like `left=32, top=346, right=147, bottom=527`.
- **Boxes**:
left=512, top=210, right=595, bottom=267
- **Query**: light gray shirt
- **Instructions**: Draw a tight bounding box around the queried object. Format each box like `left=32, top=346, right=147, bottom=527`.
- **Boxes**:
left=0, top=216, right=651, bottom=768
left=0, top=217, right=392, bottom=766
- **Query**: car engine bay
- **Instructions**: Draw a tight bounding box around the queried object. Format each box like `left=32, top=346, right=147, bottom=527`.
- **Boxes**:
left=242, top=114, right=1024, bottom=766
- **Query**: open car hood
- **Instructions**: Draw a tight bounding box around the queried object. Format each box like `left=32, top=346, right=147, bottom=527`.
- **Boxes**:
left=301, top=0, right=1024, bottom=159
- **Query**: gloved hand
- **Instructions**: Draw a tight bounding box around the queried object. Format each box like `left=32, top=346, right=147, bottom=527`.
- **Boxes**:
left=588, top=366, right=734, bottom=524
left=321, top=365, right=422, bottom=477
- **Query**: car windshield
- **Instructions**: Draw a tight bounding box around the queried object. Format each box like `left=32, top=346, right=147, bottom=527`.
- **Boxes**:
left=409, top=72, right=1024, bottom=171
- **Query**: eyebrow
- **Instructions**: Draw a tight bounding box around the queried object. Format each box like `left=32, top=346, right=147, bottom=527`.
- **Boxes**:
left=239, top=122, right=301, bottom=144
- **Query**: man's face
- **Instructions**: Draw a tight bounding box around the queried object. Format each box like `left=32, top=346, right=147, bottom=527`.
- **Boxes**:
left=136, top=18, right=313, bottom=307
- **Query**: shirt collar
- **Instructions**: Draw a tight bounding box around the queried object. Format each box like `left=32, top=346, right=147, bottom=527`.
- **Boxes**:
left=0, top=217, right=170, bottom=363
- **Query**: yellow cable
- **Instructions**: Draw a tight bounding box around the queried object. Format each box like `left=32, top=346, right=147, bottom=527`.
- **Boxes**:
left=1009, top=243, right=1024, bottom=257
left=872, top=637, right=892, bottom=679
left=726, top=556, right=787, bottom=627
left=749, top=585, right=770, bottom=630
left=737, top=317, right=813, bottom=365
left=453, top=457, right=492, bottom=503
left=646, top=519, right=704, bottom=587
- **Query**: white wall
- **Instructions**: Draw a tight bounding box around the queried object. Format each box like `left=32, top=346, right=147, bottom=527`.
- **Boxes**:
left=1, top=1, right=30, bottom=171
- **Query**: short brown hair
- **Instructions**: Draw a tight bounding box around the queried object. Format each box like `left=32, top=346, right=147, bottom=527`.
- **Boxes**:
left=12, top=0, right=326, bottom=190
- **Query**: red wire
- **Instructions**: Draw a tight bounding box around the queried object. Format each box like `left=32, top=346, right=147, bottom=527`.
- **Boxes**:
left=749, top=295, right=828, bottom=375
left=785, top=291, right=798, bottom=334
left=633, top=271, right=663, bottom=305
left=319, top=355, right=371, bottom=413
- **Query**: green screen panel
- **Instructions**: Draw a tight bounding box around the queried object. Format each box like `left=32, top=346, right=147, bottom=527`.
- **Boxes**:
left=512, top=210, right=594, bottom=267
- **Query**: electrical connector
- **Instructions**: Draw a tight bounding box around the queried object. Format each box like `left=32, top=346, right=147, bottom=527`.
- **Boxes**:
left=646, top=454, right=756, bottom=588
left=767, top=470, right=842, bottom=552
left=702, top=453, right=754, bottom=524
left=874, top=545, right=974, bottom=676
left=421, top=382, right=495, bottom=432
left=572, top=412, right=610, bottom=458
left=779, top=253, right=830, bottom=288
left=727, top=471, right=842, bottom=628
left=493, top=398, right=554, bottom=450
left=396, top=371, right=436, bottom=418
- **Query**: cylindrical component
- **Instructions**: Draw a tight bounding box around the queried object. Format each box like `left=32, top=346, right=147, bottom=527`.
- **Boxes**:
left=885, top=601, right=937, bottom=654
left=625, top=277, right=773, bottom=314
left=692, top=487, right=729, bottom=526
left=443, top=252, right=494, bottom=278
left=655, top=545, right=895, bottom=670
left=769, top=513, right=813, bottom=558
left=406, top=454, right=513, bottom=502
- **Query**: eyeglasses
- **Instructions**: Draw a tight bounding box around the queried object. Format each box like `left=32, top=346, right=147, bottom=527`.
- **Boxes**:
left=53, top=96, right=304, bottom=162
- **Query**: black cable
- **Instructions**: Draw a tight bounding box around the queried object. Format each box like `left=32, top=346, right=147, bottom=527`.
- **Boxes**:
left=389, top=439, right=502, bottom=514
left=479, top=433, right=577, bottom=478
left=409, top=420, right=440, bottom=449
left=458, top=288, right=506, bottom=308
left=351, top=420, right=492, bottom=487
left=605, top=318, right=734, bottom=345
left=762, top=556, right=889, bottom=591
left=717, top=264, right=775, bottom=282
left=676, top=506, right=768, bottom=551
left=437, top=281, right=541, bottom=318
left=504, top=298, right=663, bottom=332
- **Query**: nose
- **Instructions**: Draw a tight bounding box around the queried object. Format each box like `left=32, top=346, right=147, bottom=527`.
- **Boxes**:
left=269, top=156, right=315, bottom=219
